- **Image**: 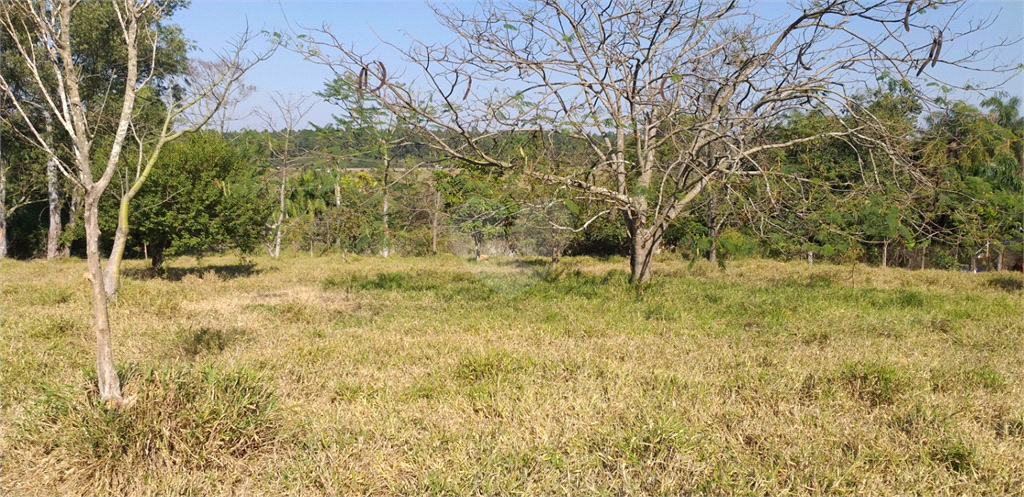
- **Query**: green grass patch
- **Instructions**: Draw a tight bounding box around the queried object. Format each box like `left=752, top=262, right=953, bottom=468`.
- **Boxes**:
left=838, top=360, right=908, bottom=406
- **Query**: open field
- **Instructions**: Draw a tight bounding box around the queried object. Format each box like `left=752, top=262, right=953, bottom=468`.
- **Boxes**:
left=1, top=253, right=1021, bottom=495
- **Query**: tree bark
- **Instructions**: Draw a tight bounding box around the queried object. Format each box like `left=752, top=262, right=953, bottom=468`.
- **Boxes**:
left=60, top=186, right=82, bottom=258
left=0, top=162, right=7, bottom=260
left=46, top=154, right=63, bottom=259
left=273, top=166, right=286, bottom=258
left=629, top=227, right=658, bottom=285
left=46, top=112, right=63, bottom=259
left=103, top=204, right=131, bottom=299
left=84, top=194, right=123, bottom=404
left=882, top=240, right=889, bottom=268
left=431, top=185, right=441, bottom=256
left=334, top=167, right=343, bottom=249
left=381, top=153, right=390, bottom=258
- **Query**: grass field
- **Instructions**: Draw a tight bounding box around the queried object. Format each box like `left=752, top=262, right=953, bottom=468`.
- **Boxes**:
left=1, top=253, right=1021, bottom=495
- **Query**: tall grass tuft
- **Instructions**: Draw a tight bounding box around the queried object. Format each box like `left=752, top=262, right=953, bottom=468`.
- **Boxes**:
left=13, top=362, right=279, bottom=494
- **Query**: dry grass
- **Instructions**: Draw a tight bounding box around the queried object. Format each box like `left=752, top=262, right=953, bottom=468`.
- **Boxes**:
left=1, top=253, right=1021, bottom=495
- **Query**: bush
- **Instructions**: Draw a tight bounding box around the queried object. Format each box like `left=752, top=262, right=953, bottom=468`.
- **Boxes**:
left=932, top=250, right=958, bottom=270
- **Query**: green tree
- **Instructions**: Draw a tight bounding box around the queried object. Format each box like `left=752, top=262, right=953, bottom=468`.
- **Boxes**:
left=100, top=131, right=273, bottom=268
left=922, top=97, right=1023, bottom=269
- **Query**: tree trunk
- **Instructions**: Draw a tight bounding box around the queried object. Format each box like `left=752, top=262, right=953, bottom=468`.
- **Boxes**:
left=151, top=240, right=168, bottom=269
left=381, top=155, right=390, bottom=258
left=706, top=188, right=718, bottom=263
left=83, top=196, right=123, bottom=405
left=0, top=159, right=7, bottom=259
left=60, top=186, right=82, bottom=258
left=807, top=250, right=814, bottom=266
left=431, top=186, right=441, bottom=256
left=103, top=204, right=130, bottom=300
left=629, top=228, right=658, bottom=285
left=882, top=240, right=889, bottom=268
left=334, top=168, right=343, bottom=250
left=46, top=155, right=62, bottom=259
left=996, top=250, right=1003, bottom=271
left=273, top=167, right=286, bottom=258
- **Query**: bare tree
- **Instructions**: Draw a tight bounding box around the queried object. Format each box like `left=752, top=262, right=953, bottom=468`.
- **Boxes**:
left=295, top=0, right=1017, bottom=284
left=255, top=92, right=315, bottom=258
left=0, top=0, right=268, bottom=405
left=183, top=58, right=258, bottom=134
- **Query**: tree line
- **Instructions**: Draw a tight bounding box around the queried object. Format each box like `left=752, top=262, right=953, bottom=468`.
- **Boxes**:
left=5, top=78, right=1021, bottom=273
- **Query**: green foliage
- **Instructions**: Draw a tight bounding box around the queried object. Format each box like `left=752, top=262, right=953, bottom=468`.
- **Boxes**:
left=99, top=131, right=274, bottom=267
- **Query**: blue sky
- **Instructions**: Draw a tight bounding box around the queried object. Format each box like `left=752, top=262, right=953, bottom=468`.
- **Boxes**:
left=172, top=1, right=1024, bottom=131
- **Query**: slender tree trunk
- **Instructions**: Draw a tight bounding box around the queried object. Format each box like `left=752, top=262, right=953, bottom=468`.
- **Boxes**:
left=0, top=160, right=7, bottom=260
left=47, top=155, right=63, bottom=259
left=707, top=188, right=718, bottom=263
left=103, top=203, right=131, bottom=299
left=431, top=185, right=441, bottom=256
left=996, top=250, right=1003, bottom=271
left=273, top=167, right=286, bottom=258
left=334, top=168, right=342, bottom=250
left=60, top=186, right=81, bottom=258
left=882, top=240, right=889, bottom=268
left=807, top=250, right=814, bottom=266
left=381, top=154, right=390, bottom=258
left=45, top=109, right=63, bottom=260
left=83, top=194, right=122, bottom=405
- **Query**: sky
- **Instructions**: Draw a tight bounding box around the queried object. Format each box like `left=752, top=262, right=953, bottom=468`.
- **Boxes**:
left=172, top=0, right=1024, bottom=131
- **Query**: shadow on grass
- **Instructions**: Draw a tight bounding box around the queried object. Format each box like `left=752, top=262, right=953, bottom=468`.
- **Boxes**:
left=987, top=275, right=1023, bottom=292
left=123, top=263, right=261, bottom=281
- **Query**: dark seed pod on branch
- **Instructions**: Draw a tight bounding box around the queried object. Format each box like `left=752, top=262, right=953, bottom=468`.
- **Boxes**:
left=368, top=61, right=387, bottom=93
left=904, top=1, right=913, bottom=32
left=463, top=73, right=472, bottom=100
left=357, top=67, right=367, bottom=99
left=931, top=31, right=942, bottom=67
left=916, top=39, right=935, bottom=76
left=357, top=61, right=387, bottom=99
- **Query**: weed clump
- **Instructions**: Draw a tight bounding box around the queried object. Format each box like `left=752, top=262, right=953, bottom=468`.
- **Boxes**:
left=172, top=326, right=246, bottom=359
left=453, top=349, right=534, bottom=383
left=15, top=362, right=279, bottom=493
left=930, top=438, right=977, bottom=474
left=839, top=360, right=908, bottom=406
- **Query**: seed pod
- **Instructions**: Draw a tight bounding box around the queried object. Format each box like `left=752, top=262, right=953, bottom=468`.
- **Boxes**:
left=463, top=73, right=472, bottom=100
left=916, top=39, right=935, bottom=76
left=357, top=67, right=367, bottom=99
left=366, top=61, right=387, bottom=93
left=904, top=1, right=913, bottom=32
left=931, top=31, right=942, bottom=67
